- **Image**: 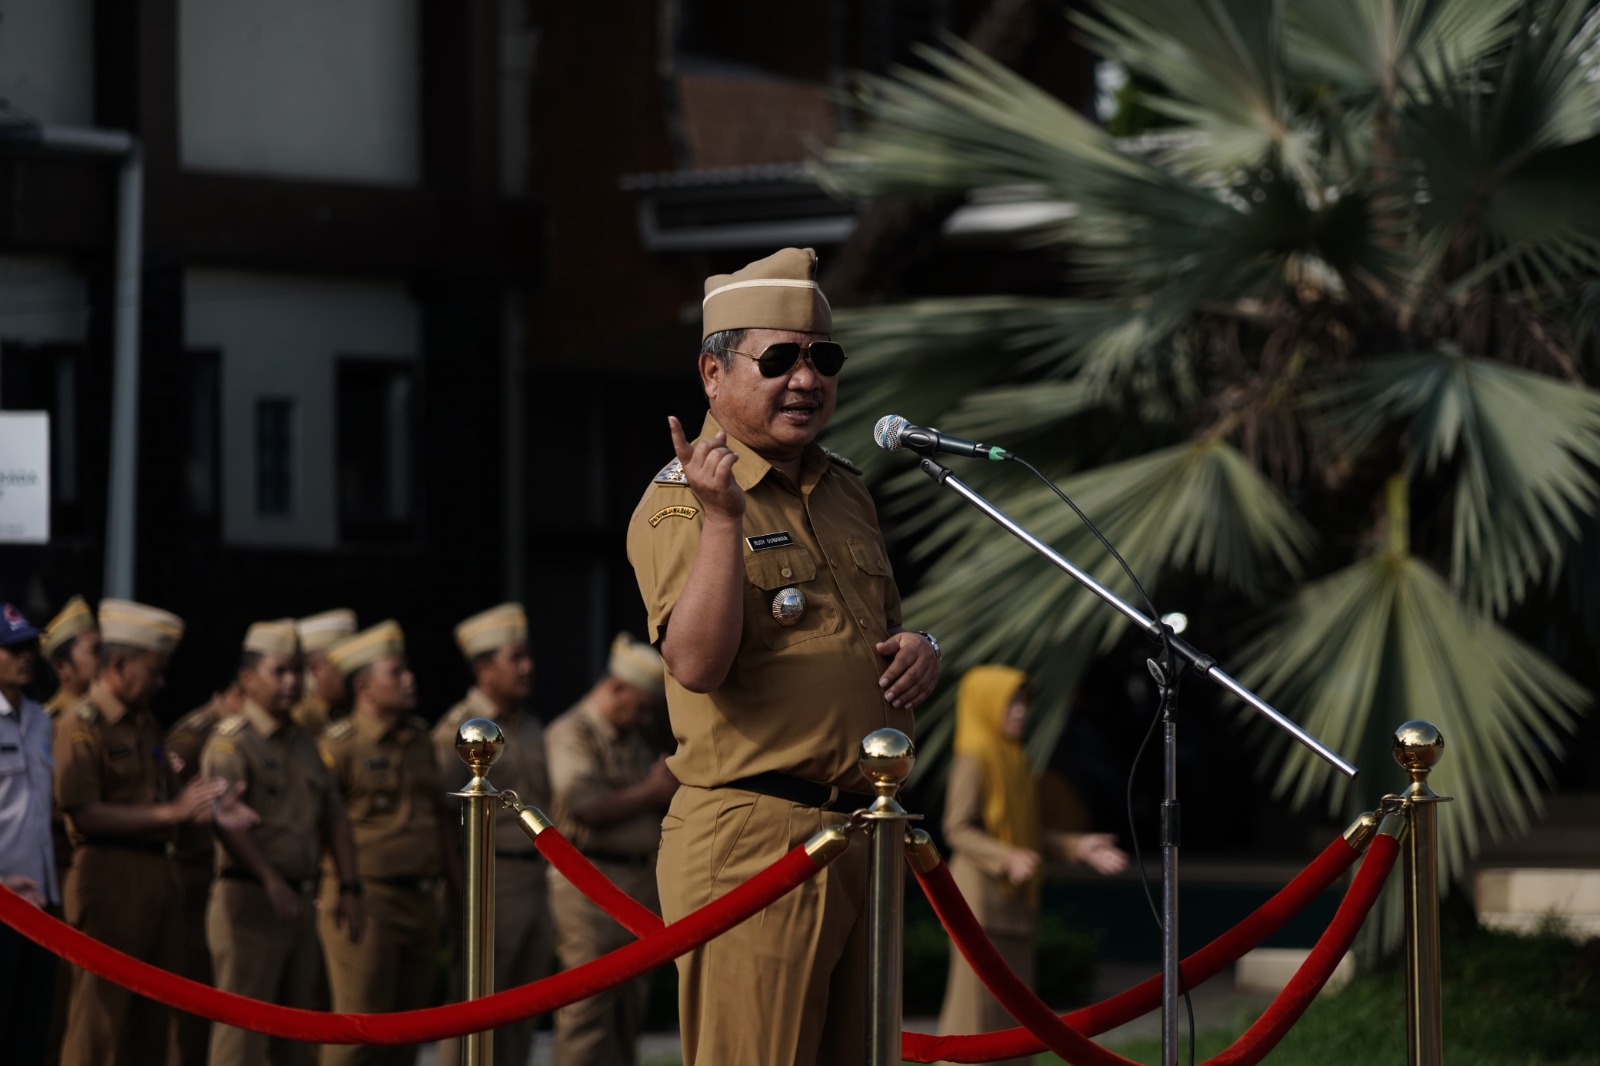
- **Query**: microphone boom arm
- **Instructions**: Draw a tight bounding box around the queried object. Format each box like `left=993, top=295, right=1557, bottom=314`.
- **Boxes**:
left=916, top=457, right=1357, bottom=778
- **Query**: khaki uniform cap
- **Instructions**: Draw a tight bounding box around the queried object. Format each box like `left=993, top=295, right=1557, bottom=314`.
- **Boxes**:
left=243, top=619, right=301, bottom=658
left=42, top=594, right=96, bottom=658
left=607, top=632, right=665, bottom=700
left=98, top=598, right=185, bottom=656
left=296, top=608, right=358, bottom=653
left=702, top=247, right=832, bottom=340
left=454, top=603, right=527, bottom=658
left=325, top=620, right=404, bottom=678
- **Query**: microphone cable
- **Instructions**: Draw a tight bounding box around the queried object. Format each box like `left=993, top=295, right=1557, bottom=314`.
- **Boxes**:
left=1007, top=452, right=1197, bottom=1066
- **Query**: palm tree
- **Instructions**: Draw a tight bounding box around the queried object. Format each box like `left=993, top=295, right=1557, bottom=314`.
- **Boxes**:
left=819, top=0, right=1600, bottom=946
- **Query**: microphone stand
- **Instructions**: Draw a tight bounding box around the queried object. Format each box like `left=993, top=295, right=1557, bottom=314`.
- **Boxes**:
left=913, top=456, right=1356, bottom=1066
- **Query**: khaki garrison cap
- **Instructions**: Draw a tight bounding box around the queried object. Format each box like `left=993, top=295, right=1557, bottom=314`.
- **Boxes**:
left=98, top=598, right=185, bottom=656
left=42, top=595, right=96, bottom=658
left=608, top=632, right=665, bottom=700
left=455, top=603, right=527, bottom=658
left=243, top=619, right=300, bottom=658
left=296, top=608, right=358, bottom=653
left=702, top=247, right=832, bottom=340
left=326, top=620, right=404, bottom=679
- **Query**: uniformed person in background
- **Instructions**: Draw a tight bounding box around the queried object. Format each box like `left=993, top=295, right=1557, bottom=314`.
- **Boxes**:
left=318, top=620, right=456, bottom=1066
left=626, top=248, right=940, bottom=1064
left=291, top=608, right=358, bottom=737
left=165, top=672, right=245, bottom=1066
left=429, top=602, right=552, bottom=1066
left=38, top=594, right=99, bottom=1062
left=202, top=619, right=365, bottom=1066
left=545, top=632, right=674, bottom=1066
left=54, top=599, right=258, bottom=1066
left=42, top=595, right=99, bottom=719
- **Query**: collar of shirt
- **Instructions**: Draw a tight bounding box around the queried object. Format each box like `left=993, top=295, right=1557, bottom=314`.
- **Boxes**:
left=242, top=699, right=286, bottom=739
left=699, top=411, right=829, bottom=495
left=0, top=688, right=17, bottom=717
left=88, top=681, right=131, bottom=725
left=575, top=695, right=621, bottom=744
left=465, top=684, right=525, bottom=723
left=352, top=707, right=408, bottom=744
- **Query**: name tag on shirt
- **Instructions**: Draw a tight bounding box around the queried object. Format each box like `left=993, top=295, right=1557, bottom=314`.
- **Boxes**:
left=0, top=743, right=17, bottom=754
left=745, top=531, right=794, bottom=552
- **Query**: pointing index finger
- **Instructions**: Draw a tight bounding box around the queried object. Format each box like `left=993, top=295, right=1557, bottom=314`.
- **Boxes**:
left=668, top=416, right=693, bottom=461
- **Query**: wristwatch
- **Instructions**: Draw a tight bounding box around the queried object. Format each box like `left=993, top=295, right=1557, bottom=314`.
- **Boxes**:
left=915, top=630, right=941, bottom=659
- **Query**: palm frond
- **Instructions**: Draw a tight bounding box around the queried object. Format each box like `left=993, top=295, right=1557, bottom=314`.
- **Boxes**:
left=1238, top=551, right=1586, bottom=948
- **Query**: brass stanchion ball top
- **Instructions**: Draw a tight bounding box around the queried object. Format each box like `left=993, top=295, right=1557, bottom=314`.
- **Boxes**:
left=858, top=728, right=916, bottom=789
left=456, top=717, right=506, bottom=768
left=1392, top=720, right=1444, bottom=773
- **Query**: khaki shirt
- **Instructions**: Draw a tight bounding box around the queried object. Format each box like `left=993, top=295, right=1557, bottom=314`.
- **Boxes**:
left=53, top=682, right=177, bottom=849
left=626, top=412, right=911, bottom=789
left=546, top=697, right=660, bottom=855
left=201, top=700, right=340, bottom=879
left=166, top=695, right=231, bottom=867
left=431, top=688, right=549, bottom=854
left=291, top=692, right=333, bottom=737
left=319, top=712, right=443, bottom=879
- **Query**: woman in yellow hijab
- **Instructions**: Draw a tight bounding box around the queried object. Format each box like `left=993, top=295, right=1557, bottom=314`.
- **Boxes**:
left=936, top=665, right=1127, bottom=1063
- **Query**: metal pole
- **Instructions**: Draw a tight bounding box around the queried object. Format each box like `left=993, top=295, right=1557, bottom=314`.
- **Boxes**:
left=451, top=718, right=506, bottom=1066
left=1160, top=716, right=1179, bottom=1066
left=1394, top=721, right=1450, bottom=1066
left=860, top=728, right=919, bottom=1066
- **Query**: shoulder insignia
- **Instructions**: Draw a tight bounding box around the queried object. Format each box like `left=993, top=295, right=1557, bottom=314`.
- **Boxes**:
left=208, top=740, right=236, bottom=757
left=653, top=458, right=688, bottom=485
left=74, top=703, right=99, bottom=722
left=216, top=714, right=247, bottom=737
left=324, top=719, right=355, bottom=742
left=823, top=447, right=861, bottom=475
left=649, top=504, right=699, bottom=527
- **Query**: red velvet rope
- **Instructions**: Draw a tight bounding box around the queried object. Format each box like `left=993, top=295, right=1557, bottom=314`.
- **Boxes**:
left=0, top=844, right=822, bottom=1045
left=532, top=828, right=665, bottom=938
left=906, top=834, right=1399, bottom=1066
left=903, top=833, right=1360, bottom=1062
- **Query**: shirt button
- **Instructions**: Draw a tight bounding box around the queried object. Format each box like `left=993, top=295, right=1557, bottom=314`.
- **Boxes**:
left=857, top=617, right=867, bottom=627
left=781, top=567, right=792, bottom=578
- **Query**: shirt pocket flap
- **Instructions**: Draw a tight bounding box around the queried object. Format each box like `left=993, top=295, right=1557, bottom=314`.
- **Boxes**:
left=744, top=547, right=818, bottom=590
left=848, top=537, right=892, bottom=576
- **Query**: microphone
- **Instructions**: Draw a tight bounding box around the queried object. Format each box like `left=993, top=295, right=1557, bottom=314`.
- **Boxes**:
left=873, top=414, right=1012, bottom=461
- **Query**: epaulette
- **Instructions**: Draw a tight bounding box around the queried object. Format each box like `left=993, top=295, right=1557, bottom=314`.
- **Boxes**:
left=216, top=714, right=247, bottom=738
left=823, top=447, right=861, bottom=475
left=653, top=458, right=688, bottom=485
left=74, top=702, right=99, bottom=722
left=173, top=705, right=218, bottom=733
left=324, top=719, right=355, bottom=742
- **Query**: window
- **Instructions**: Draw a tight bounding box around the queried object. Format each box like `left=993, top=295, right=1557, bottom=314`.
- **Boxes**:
left=0, top=341, right=85, bottom=535
left=336, top=358, right=414, bottom=540
left=255, top=397, right=296, bottom=516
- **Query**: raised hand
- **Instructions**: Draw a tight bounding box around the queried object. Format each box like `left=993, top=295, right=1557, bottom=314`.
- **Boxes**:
left=669, top=416, right=744, bottom=520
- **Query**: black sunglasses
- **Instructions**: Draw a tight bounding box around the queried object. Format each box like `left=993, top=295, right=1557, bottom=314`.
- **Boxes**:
left=723, top=341, right=847, bottom=378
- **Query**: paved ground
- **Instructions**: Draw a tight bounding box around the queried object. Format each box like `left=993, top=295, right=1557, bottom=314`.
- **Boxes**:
left=415, top=959, right=1275, bottom=1064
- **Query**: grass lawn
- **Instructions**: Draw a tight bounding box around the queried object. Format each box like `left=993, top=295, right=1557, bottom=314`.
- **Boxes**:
left=1105, top=925, right=1597, bottom=1066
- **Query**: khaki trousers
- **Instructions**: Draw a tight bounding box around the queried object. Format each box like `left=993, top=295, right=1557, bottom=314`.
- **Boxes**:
left=549, top=859, right=658, bottom=1066
left=208, top=877, right=322, bottom=1066
left=936, top=929, right=1034, bottom=1066
left=59, top=847, right=183, bottom=1066
left=434, top=856, right=554, bottom=1066
left=658, top=785, right=870, bottom=1066
left=318, top=882, right=439, bottom=1066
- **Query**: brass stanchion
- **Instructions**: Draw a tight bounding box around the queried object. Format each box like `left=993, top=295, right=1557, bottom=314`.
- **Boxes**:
left=860, top=728, right=920, bottom=1066
left=451, top=718, right=506, bottom=1066
left=1394, top=720, right=1451, bottom=1066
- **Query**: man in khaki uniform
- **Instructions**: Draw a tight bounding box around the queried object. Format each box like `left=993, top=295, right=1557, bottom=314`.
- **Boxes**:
left=291, top=608, right=358, bottom=736
left=53, top=599, right=257, bottom=1066
left=546, top=632, right=674, bottom=1066
left=626, top=247, right=941, bottom=1065
left=202, top=620, right=365, bottom=1066
left=165, top=677, right=245, bottom=1066
left=42, top=595, right=99, bottom=719
left=318, top=621, right=455, bottom=1066
left=430, top=602, right=552, bottom=1066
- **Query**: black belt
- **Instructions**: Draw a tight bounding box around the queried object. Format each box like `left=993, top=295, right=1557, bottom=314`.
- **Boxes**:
left=581, top=848, right=655, bottom=868
left=218, top=868, right=315, bottom=894
left=494, top=849, right=546, bottom=863
left=724, top=772, right=874, bottom=812
left=368, top=875, right=440, bottom=893
left=81, top=837, right=176, bottom=859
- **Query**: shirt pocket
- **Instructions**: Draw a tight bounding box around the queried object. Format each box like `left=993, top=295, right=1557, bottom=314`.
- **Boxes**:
left=743, top=546, right=841, bottom=651
left=0, top=740, right=24, bottom=778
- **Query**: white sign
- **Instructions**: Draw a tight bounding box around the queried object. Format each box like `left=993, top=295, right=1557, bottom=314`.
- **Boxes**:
left=0, top=412, right=50, bottom=543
